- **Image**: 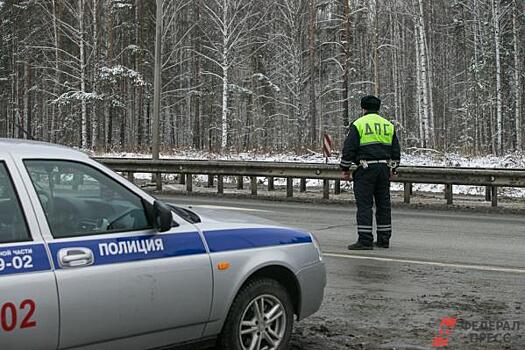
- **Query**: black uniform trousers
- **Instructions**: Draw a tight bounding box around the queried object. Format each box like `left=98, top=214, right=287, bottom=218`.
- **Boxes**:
left=353, top=163, right=392, bottom=246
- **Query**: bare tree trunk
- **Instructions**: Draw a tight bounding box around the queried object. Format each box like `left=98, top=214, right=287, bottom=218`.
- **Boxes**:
left=105, top=0, right=114, bottom=149
left=220, top=0, right=229, bottom=151
left=416, top=0, right=431, bottom=148
left=78, top=0, right=88, bottom=149
left=50, top=0, right=61, bottom=142
left=107, top=102, right=113, bottom=148
left=308, top=0, right=317, bottom=147
left=9, top=19, right=16, bottom=139
left=391, top=11, right=401, bottom=125
left=372, top=0, right=379, bottom=96
left=490, top=109, right=496, bottom=154
left=23, top=61, right=29, bottom=139
left=492, top=0, right=503, bottom=154
left=341, top=0, right=352, bottom=130
left=512, top=0, right=522, bottom=151
left=91, top=0, right=99, bottom=149
left=152, top=0, right=163, bottom=159
left=473, top=0, right=480, bottom=154
left=423, top=0, right=435, bottom=145
left=135, top=0, right=144, bottom=149
left=192, top=0, right=202, bottom=150
left=221, top=60, right=228, bottom=150
left=27, top=63, right=32, bottom=138
left=415, top=21, right=424, bottom=147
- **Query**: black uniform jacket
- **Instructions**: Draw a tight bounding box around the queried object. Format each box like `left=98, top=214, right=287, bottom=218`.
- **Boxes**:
left=340, top=112, right=401, bottom=171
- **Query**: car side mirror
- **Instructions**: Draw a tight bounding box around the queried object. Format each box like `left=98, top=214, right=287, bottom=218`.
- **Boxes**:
left=153, top=200, right=173, bottom=232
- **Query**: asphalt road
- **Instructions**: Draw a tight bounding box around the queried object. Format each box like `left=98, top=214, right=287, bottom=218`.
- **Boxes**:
left=160, top=194, right=525, bottom=350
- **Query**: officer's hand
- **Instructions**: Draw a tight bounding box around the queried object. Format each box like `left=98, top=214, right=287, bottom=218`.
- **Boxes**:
left=341, top=171, right=352, bottom=181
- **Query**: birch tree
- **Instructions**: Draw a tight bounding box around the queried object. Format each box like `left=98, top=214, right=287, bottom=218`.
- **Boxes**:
left=273, top=0, right=308, bottom=149
left=33, top=0, right=99, bottom=148
left=340, top=0, right=352, bottom=129
left=370, top=0, right=379, bottom=95
left=50, top=0, right=61, bottom=143
left=78, top=0, right=88, bottom=148
left=198, top=0, right=269, bottom=151
left=308, top=0, right=317, bottom=146
left=0, top=0, right=522, bottom=155
left=512, top=0, right=522, bottom=151
left=416, top=0, right=434, bottom=149
left=491, top=0, right=503, bottom=154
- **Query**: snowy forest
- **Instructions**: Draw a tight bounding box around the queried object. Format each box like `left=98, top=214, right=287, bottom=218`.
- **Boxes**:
left=0, top=0, right=523, bottom=155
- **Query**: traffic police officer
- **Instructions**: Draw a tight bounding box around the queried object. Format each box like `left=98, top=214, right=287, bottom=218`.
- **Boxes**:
left=340, top=95, right=401, bottom=250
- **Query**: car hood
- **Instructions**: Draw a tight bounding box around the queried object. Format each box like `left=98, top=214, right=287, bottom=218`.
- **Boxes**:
left=168, top=203, right=277, bottom=226
left=167, top=203, right=315, bottom=260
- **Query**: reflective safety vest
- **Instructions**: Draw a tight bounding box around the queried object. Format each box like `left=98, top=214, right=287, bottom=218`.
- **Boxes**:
left=353, top=114, right=394, bottom=146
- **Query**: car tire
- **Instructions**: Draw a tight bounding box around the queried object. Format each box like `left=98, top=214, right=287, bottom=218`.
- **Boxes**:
left=218, top=278, right=294, bottom=350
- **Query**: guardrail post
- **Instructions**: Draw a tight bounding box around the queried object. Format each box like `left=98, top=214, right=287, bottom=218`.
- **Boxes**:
left=334, top=180, right=341, bottom=195
left=54, top=172, right=62, bottom=185
left=207, top=175, right=214, bottom=188
left=323, top=180, right=330, bottom=199
left=268, top=177, right=275, bottom=191
left=237, top=176, right=244, bottom=190
left=72, top=173, right=83, bottom=191
left=445, top=184, right=453, bottom=205
left=217, top=175, right=224, bottom=194
left=155, top=174, right=162, bottom=191
left=97, top=159, right=523, bottom=210
left=286, top=178, right=293, bottom=197
left=300, top=178, right=306, bottom=192
left=491, top=186, right=498, bottom=207
left=186, top=174, right=193, bottom=193
left=485, top=186, right=491, bottom=201
left=250, top=177, right=257, bottom=195
left=404, top=183, right=411, bottom=204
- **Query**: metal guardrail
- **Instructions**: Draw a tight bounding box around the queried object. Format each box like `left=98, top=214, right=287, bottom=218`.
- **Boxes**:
left=95, top=158, right=525, bottom=207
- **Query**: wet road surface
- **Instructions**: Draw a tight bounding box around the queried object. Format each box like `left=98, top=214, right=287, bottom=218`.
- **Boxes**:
left=161, top=195, right=525, bottom=350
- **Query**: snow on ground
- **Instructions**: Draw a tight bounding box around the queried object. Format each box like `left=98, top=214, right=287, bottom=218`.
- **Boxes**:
left=93, top=149, right=525, bottom=198
left=94, top=148, right=525, bottom=168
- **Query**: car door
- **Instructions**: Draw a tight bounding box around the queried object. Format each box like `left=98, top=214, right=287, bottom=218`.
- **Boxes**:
left=0, top=157, right=59, bottom=350
left=18, top=158, right=213, bottom=350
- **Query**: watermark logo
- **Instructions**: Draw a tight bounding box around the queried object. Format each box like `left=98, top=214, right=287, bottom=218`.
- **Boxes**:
left=432, top=317, right=521, bottom=347
left=432, top=317, right=457, bottom=347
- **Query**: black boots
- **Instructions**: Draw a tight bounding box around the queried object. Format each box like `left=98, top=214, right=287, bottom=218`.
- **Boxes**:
left=374, top=240, right=390, bottom=248
left=347, top=241, right=390, bottom=250
left=348, top=238, right=390, bottom=250
left=347, top=242, right=373, bottom=250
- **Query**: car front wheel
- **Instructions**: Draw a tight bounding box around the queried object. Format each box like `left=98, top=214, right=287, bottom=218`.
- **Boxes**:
left=219, top=278, right=294, bottom=350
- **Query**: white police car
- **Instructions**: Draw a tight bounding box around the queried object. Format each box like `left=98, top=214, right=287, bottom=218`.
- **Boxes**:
left=0, top=139, right=325, bottom=350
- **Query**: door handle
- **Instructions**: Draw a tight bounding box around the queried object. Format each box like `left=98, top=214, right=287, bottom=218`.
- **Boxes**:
left=58, top=248, right=94, bottom=268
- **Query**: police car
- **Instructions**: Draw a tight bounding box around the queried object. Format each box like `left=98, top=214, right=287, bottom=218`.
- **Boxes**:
left=0, top=139, right=325, bottom=350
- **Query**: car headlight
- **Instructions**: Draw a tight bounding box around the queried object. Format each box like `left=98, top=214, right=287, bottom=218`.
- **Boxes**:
left=310, top=232, right=323, bottom=261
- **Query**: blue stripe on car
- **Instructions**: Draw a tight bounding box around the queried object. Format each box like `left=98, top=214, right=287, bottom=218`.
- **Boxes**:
left=0, top=243, right=51, bottom=275
left=0, top=228, right=312, bottom=274
left=49, top=232, right=206, bottom=269
left=204, top=227, right=312, bottom=253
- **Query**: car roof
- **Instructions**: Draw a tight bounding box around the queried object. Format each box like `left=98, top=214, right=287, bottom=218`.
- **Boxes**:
left=0, top=138, right=89, bottom=160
